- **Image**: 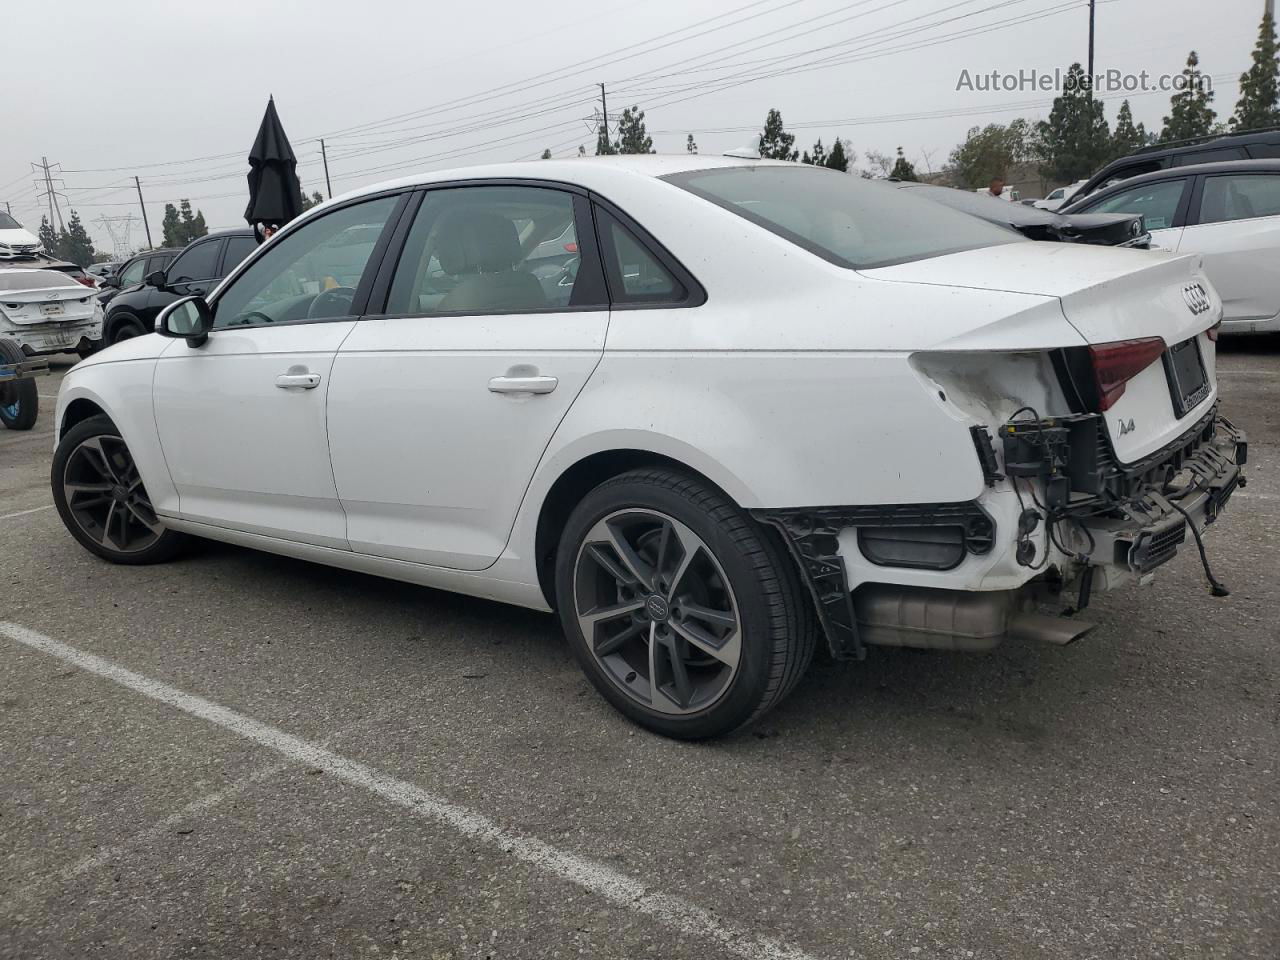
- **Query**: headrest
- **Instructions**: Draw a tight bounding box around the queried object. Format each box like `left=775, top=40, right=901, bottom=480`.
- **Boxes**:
left=435, top=210, right=521, bottom=274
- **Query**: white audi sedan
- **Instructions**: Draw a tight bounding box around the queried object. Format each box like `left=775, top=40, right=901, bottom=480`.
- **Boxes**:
left=51, top=156, right=1246, bottom=739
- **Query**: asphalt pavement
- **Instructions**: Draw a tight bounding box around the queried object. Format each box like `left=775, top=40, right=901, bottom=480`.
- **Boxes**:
left=2, top=341, right=1277, bottom=960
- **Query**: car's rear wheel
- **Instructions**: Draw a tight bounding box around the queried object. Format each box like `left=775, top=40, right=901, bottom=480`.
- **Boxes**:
left=0, top=339, right=38, bottom=431
left=51, top=415, right=186, bottom=564
left=555, top=468, right=816, bottom=739
left=109, top=314, right=147, bottom=344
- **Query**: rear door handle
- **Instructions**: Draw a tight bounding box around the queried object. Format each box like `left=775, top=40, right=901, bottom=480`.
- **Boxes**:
left=488, top=375, right=558, bottom=395
left=275, top=373, right=321, bottom=390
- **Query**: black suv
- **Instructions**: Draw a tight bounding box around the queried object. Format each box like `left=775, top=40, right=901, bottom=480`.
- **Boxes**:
left=102, top=228, right=257, bottom=344
left=1073, top=127, right=1280, bottom=201
left=97, top=247, right=181, bottom=309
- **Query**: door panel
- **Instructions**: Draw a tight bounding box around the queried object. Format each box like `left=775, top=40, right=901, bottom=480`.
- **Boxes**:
left=1177, top=216, right=1280, bottom=321
left=329, top=313, right=606, bottom=568
left=153, top=323, right=356, bottom=547
left=152, top=194, right=403, bottom=547
left=328, top=183, right=608, bottom=570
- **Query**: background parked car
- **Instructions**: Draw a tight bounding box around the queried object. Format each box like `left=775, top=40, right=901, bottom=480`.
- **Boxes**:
left=96, top=247, right=181, bottom=308
left=1073, top=127, right=1280, bottom=201
left=102, top=229, right=256, bottom=344
left=0, top=268, right=103, bottom=357
left=0, top=210, right=43, bottom=258
left=889, top=181, right=1150, bottom=247
left=85, top=261, right=121, bottom=284
left=1033, top=179, right=1087, bottom=211
left=5, top=254, right=101, bottom=290
left=1064, top=158, right=1280, bottom=334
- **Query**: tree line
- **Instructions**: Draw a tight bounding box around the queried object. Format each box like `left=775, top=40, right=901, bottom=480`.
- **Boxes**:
left=539, top=9, right=1278, bottom=194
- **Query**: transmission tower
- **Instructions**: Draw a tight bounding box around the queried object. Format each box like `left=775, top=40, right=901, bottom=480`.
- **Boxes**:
left=95, top=215, right=137, bottom=260
left=32, top=157, right=68, bottom=232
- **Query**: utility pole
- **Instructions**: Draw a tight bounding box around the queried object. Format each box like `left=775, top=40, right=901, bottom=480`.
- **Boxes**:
left=1087, top=0, right=1096, bottom=92
left=135, top=176, right=153, bottom=249
left=599, top=82, right=609, bottom=151
left=319, top=139, right=332, bottom=199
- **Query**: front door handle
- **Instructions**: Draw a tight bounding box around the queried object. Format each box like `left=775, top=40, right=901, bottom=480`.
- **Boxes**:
left=276, top=373, right=321, bottom=390
left=488, top=375, right=558, bottom=395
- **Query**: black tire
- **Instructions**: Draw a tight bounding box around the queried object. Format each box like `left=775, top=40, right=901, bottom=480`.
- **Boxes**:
left=108, top=313, right=147, bottom=344
left=555, top=468, right=816, bottom=740
left=0, top=339, right=38, bottom=431
left=51, top=414, right=187, bottom=565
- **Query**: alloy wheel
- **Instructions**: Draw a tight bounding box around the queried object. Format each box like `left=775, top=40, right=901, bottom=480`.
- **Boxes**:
left=573, top=509, right=742, bottom=716
left=61, top=435, right=164, bottom=553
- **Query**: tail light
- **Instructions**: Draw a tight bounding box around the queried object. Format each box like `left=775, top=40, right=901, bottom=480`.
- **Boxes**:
left=1088, top=337, right=1166, bottom=411
left=73, top=275, right=96, bottom=288
left=1206, top=321, right=1221, bottom=342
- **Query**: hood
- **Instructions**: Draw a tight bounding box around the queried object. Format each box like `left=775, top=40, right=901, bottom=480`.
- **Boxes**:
left=0, top=226, right=42, bottom=249
left=75, top=330, right=169, bottom=368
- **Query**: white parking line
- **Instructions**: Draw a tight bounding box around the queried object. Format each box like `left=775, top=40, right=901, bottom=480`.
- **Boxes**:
left=0, top=504, right=55, bottom=520
left=0, top=622, right=821, bottom=960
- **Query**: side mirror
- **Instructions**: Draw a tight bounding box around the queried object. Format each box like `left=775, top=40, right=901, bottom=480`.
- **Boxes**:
left=145, top=269, right=167, bottom=288
left=101, top=275, right=120, bottom=289
left=157, top=295, right=214, bottom=347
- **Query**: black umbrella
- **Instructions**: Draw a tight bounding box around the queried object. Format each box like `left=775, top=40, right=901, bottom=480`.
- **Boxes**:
left=244, top=96, right=303, bottom=240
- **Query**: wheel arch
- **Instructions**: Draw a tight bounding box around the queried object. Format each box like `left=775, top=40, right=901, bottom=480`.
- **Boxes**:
left=60, top=397, right=110, bottom=439
left=530, top=442, right=758, bottom=610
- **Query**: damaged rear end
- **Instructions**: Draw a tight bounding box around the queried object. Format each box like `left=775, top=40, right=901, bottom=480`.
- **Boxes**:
left=768, top=246, right=1247, bottom=660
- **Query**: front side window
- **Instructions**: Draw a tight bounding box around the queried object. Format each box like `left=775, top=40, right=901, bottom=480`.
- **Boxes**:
left=211, top=196, right=397, bottom=328
left=1199, top=174, right=1280, bottom=224
left=0, top=211, right=21, bottom=230
left=117, top=258, right=147, bottom=287
left=664, top=165, right=1023, bottom=269
left=221, top=235, right=258, bottom=274
left=167, top=240, right=222, bottom=283
left=386, top=186, right=585, bottom=316
left=1083, top=179, right=1187, bottom=230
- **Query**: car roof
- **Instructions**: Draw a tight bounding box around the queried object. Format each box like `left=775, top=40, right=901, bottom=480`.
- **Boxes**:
left=328, top=154, right=785, bottom=206
left=1078, top=158, right=1280, bottom=195
left=1129, top=126, right=1280, bottom=158
left=200, top=227, right=254, bottom=239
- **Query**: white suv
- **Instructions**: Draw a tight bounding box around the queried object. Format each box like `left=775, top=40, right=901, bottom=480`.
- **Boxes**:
left=51, top=156, right=1246, bottom=738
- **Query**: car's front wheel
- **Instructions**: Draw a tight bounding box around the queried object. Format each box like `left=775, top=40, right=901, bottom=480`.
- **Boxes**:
left=555, top=468, right=816, bottom=739
left=51, top=415, right=187, bottom=564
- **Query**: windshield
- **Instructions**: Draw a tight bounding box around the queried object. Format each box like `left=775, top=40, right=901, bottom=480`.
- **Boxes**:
left=0, top=212, right=23, bottom=230
left=0, top=271, right=75, bottom=291
left=663, top=165, right=1023, bottom=269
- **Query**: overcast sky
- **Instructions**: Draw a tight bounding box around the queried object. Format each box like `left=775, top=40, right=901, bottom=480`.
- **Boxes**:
left=0, top=0, right=1267, bottom=255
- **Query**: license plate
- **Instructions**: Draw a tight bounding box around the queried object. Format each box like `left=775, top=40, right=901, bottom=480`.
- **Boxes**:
left=1165, top=337, right=1210, bottom=417
left=45, top=327, right=74, bottom=347
left=40, top=302, right=65, bottom=317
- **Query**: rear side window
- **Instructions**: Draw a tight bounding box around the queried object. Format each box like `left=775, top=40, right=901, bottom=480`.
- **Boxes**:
left=1081, top=179, right=1187, bottom=230
left=1199, top=174, right=1280, bottom=224
left=167, top=240, right=222, bottom=282
left=385, top=186, right=597, bottom=316
left=665, top=165, right=1022, bottom=269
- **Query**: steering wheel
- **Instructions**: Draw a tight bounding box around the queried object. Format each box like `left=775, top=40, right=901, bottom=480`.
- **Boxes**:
left=307, top=286, right=357, bottom=319
left=233, top=311, right=274, bottom=326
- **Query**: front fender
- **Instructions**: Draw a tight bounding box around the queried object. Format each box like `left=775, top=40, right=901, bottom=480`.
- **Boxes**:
left=55, top=353, right=176, bottom=515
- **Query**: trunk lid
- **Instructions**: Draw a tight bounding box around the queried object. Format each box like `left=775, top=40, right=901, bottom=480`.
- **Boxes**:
left=0, top=284, right=98, bottom=325
left=864, top=243, right=1221, bottom=463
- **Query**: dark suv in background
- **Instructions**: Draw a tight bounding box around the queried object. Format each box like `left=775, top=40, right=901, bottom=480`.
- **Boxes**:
left=97, top=248, right=182, bottom=308
left=101, top=228, right=256, bottom=344
left=1073, top=127, right=1280, bottom=201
